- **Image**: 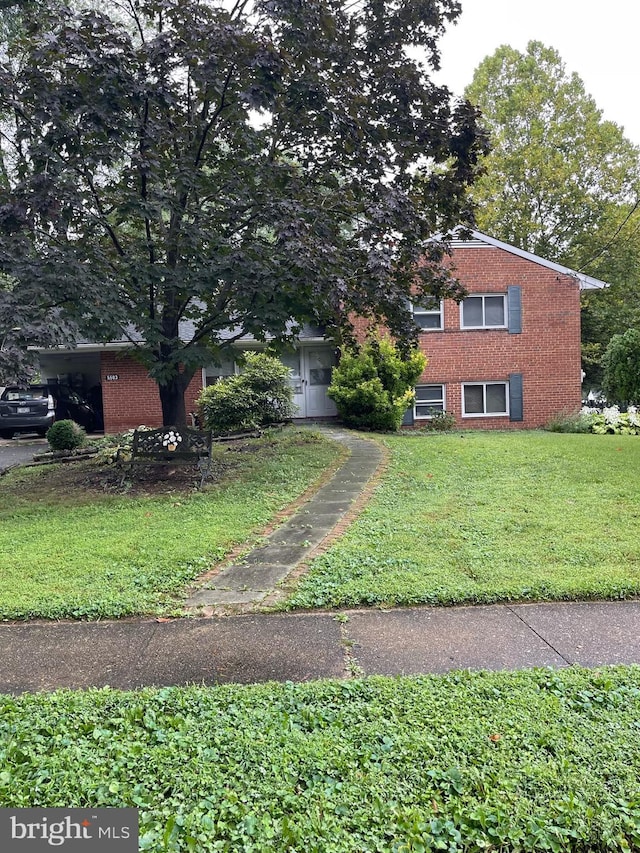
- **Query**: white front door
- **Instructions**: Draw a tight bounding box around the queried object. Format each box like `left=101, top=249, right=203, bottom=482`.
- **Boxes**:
left=280, top=350, right=306, bottom=417
left=303, top=346, right=337, bottom=418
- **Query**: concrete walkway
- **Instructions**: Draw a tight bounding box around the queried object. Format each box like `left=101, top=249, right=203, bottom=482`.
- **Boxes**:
left=185, top=427, right=384, bottom=611
left=1, top=425, right=639, bottom=694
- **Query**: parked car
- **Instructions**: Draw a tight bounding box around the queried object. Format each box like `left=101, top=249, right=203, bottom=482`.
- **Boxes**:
left=0, top=385, right=56, bottom=438
left=49, top=386, right=102, bottom=432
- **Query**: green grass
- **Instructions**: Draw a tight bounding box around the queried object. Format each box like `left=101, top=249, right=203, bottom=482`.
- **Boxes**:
left=0, top=429, right=341, bottom=620
left=286, top=431, right=640, bottom=609
left=2, top=667, right=640, bottom=851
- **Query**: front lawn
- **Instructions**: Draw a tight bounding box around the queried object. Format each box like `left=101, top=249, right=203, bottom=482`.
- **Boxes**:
left=0, top=429, right=342, bottom=620
left=286, top=431, right=640, bottom=609
left=2, top=667, right=640, bottom=851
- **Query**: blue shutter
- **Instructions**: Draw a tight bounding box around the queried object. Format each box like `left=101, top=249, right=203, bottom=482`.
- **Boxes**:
left=507, top=286, right=522, bottom=334
left=402, top=403, right=415, bottom=426
left=509, top=373, right=523, bottom=422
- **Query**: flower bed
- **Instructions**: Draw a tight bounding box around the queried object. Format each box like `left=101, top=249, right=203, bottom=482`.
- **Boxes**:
left=580, top=405, right=640, bottom=435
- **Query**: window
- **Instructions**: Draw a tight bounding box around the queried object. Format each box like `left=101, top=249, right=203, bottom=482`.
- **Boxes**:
left=462, top=382, right=509, bottom=417
left=204, top=355, right=235, bottom=386
left=461, top=294, right=506, bottom=329
left=412, top=298, right=443, bottom=330
left=414, top=384, right=445, bottom=418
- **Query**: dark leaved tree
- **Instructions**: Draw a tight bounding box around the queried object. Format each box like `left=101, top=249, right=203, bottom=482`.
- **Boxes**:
left=0, top=0, right=486, bottom=424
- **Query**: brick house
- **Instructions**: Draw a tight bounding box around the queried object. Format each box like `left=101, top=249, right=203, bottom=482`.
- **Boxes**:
left=34, top=230, right=606, bottom=433
left=400, top=230, right=607, bottom=430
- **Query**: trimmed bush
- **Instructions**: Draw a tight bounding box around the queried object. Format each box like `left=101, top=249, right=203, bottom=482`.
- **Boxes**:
left=198, top=352, right=294, bottom=436
left=46, top=419, right=86, bottom=451
left=328, top=336, right=427, bottom=431
left=238, top=352, right=296, bottom=425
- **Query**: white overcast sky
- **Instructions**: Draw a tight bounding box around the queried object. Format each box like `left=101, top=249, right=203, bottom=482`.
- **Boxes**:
left=432, top=0, right=640, bottom=147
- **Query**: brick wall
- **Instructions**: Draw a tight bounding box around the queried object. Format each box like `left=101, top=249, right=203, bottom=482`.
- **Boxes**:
left=413, top=246, right=582, bottom=429
left=100, top=353, right=204, bottom=433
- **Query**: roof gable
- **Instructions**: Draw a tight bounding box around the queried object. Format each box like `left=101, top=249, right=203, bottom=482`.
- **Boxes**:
left=451, top=230, right=608, bottom=290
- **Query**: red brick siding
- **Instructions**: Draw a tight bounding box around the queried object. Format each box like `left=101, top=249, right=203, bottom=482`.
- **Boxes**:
left=100, top=353, right=204, bottom=433
left=413, top=247, right=581, bottom=429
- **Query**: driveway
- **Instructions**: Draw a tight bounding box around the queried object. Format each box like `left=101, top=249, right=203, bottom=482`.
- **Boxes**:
left=0, top=435, right=47, bottom=472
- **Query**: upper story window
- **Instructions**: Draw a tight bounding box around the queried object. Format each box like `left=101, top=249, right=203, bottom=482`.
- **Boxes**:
left=461, top=294, right=506, bottom=329
left=412, top=297, right=443, bottom=330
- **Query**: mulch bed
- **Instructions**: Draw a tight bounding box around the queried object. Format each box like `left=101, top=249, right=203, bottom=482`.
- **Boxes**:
left=7, top=451, right=244, bottom=499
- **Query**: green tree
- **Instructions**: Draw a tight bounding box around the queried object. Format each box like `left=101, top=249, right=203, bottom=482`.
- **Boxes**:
left=327, top=335, right=426, bottom=431
left=602, top=328, right=640, bottom=406
left=465, top=41, right=640, bottom=261
left=465, top=40, right=640, bottom=386
left=0, top=0, right=486, bottom=424
left=576, top=202, right=640, bottom=387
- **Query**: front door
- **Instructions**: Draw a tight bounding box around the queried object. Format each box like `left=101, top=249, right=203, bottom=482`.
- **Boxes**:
left=280, top=350, right=306, bottom=418
left=303, top=346, right=337, bottom=418
left=280, top=346, right=337, bottom=419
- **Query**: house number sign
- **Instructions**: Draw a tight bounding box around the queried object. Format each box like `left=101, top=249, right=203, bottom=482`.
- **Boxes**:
left=105, top=374, right=119, bottom=381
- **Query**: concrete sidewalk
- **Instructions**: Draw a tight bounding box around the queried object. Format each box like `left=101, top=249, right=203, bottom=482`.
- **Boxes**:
left=1, top=600, right=640, bottom=694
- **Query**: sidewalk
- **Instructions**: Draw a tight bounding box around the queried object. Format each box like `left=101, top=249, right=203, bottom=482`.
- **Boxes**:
left=1, top=600, right=640, bottom=694
left=1, top=425, right=639, bottom=695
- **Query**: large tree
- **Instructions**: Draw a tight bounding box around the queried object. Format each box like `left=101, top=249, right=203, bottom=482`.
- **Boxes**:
left=465, top=41, right=640, bottom=261
left=0, top=0, right=486, bottom=424
left=464, top=40, right=640, bottom=387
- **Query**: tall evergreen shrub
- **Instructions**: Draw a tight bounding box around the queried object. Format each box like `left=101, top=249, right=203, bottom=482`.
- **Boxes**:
left=328, top=336, right=426, bottom=431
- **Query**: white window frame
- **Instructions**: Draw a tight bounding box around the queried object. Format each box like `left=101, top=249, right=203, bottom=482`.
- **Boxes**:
left=414, top=384, right=446, bottom=419
left=461, top=381, right=510, bottom=418
left=412, top=299, right=443, bottom=331
left=460, top=294, right=507, bottom=329
left=204, top=355, right=236, bottom=386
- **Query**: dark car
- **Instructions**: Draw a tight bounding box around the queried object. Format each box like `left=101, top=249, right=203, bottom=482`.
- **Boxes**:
left=0, top=385, right=56, bottom=438
left=47, top=386, right=100, bottom=432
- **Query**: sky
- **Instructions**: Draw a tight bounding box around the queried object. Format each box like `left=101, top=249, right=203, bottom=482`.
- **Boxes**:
left=432, top=0, right=640, bottom=147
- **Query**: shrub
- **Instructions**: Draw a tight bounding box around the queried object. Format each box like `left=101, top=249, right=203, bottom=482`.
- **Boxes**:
left=237, top=351, right=295, bottom=425
left=46, top=419, right=86, bottom=451
left=602, top=327, right=640, bottom=405
left=422, top=411, right=457, bottom=432
left=198, top=378, right=259, bottom=435
left=587, top=405, right=640, bottom=435
left=328, top=336, right=427, bottom=431
left=198, top=352, right=294, bottom=435
left=544, top=411, right=592, bottom=433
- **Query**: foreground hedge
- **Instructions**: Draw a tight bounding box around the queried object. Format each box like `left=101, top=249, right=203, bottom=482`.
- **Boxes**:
left=2, top=667, right=640, bottom=851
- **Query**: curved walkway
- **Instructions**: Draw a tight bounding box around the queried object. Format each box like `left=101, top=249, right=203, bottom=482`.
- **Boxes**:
left=185, top=426, right=385, bottom=613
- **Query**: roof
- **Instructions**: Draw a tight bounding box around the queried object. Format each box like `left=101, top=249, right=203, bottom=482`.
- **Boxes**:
left=450, top=229, right=609, bottom=290
left=33, top=321, right=328, bottom=354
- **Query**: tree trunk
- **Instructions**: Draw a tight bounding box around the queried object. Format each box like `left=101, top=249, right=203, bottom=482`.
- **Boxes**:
left=158, top=373, right=191, bottom=427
